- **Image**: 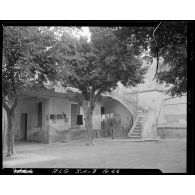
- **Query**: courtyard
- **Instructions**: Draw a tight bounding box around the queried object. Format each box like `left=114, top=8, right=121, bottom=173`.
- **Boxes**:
left=3, top=139, right=186, bottom=173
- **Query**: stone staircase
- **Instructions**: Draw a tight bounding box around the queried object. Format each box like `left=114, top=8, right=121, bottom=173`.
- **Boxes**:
left=109, top=90, right=138, bottom=122
left=106, top=87, right=151, bottom=140
left=128, top=110, right=147, bottom=139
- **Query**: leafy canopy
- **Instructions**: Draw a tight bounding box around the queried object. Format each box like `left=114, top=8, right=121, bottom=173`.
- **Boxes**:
left=56, top=27, right=146, bottom=102
left=152, top=22, right=187, bottom=96
left=2, top=26, right=57, bottom=105
left=114, top=22, right=187, bottom=96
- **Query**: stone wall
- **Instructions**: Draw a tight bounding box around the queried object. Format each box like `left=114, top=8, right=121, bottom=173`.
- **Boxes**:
left=157, top=126, right=186, bottom=139
left=157, top=96, right=187, bottom=126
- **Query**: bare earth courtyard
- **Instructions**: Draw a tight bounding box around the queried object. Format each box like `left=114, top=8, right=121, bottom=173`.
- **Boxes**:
left=3, top=139, right=186, bottom=173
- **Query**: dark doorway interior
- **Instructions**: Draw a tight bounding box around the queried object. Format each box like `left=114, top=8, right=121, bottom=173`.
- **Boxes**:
left=71, top=104, right=80, bottom=128
left=20, top=113, right=27, bottom=141
left=101, top=106, right=105, bottom=115
left=38, top=102, right=42, bottom=128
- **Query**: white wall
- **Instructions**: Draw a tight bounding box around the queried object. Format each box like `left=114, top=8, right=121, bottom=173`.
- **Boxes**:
left=163, top=96, right=187, bottom=115
left=14, top=97, right=49, bottom=141
left=137, top=91, right=164, bottom=111
left=47, top=97, right=75, bottom=131
left=80, top=101, right=103, bottom=130
left=157, top=96, right=187, bottom=125
left=103, top=99, right=133, bottom=130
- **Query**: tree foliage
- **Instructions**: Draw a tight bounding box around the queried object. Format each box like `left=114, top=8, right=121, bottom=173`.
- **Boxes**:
left=2, top=26, right=58, bottom=155
left=114, top=22, right=187, bottom=96
left=2, top=26, right=57, bottom=105
left=152, top=22, right=187, bottom=96
left=57, top=27, right=146, bottom=102
left=54, top=27, right=147, bottom=145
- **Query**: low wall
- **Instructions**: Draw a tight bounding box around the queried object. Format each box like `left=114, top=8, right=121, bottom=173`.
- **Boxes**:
left=157, top=126, right=186, bottom=139
left=28, top=127, right=49, bottom=143
left=14, top=126, right=49, bottom=143
left=48, top=126, right=101, bottom=143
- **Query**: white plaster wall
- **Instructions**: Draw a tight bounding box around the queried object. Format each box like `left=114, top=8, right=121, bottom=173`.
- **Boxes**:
left=103, top=99, right=133, bottom=129
left=47, top=97, right=78, bottom=131
left=80, top=101, right=103, bottom=130
left=163, top=96, right=187, bottom=115
left=157, top=96, right=187, bottom=125
left=14, top=97, right=48, bottom=140
left=137, top=91, right=164, bottom=111
left=79, top=99, right=132, bottom=130
left=142, top=111, right=158, bottom=139
left=163, top=104, right=186, bottom=115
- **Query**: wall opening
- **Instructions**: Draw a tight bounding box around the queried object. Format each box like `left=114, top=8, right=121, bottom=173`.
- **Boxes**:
left=101, top=106, right=105, bottom=115
left=71, top=104, right=80, bottom=128
left=20, top=113, right=27, bottom=141
left=37, top=102, right=42, bottom=128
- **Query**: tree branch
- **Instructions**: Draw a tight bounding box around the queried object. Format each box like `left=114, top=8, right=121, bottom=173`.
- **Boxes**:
left=10, top=97, right=18, bottom=113
left=89, top=88, right=95, bottom=109
left=153, top=22, right=164, bottom=80
left=2, top=98, right=10, bottom=113
left=94, top=88, right=104, bottom=104
left=122, top=54, right=127, bottom=70
left=10, top=69, right=18, bottom=98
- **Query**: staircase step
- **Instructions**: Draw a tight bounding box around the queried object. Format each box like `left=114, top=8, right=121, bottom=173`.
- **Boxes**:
left=129, top=136, right=141, bottom=139
left=133, top=129, right=141, bottom=132
left=131, top=133, right=141, bottom=136
left=134, top=130, right=141, bottom=133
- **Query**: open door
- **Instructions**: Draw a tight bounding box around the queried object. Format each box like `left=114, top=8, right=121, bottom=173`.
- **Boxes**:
left=20, top=113, right=27, bottom=141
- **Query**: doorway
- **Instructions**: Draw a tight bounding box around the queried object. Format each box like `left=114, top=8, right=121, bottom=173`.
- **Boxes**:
left=71, top=104, right=80, bottom=128
left=101, top=106, right=105, bottom=115
left=37, top=102, right=42, bottom=128
left=20, top=113, right=27, bottom=141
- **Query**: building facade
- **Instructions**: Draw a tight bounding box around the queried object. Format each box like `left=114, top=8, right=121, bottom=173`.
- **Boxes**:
left=2, top=86, right=134, bottom=145
left=2, top=59, right=187, bottom=144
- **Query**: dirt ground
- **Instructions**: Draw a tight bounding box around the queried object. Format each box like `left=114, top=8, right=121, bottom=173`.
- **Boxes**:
left=3, top=139, right=186, bottom=173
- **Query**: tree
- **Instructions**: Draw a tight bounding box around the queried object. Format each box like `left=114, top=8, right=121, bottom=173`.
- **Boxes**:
left=114, top=22, right=187, bottom=96
left=55, top=27, right=146, bottom=145
left=151, top=22, right=187, bottom=96
left=2, top=26, right=57, bottom=156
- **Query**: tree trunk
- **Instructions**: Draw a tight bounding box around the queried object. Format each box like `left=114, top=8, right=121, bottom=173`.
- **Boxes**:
left=6, top=110, right=15, bottom=156
left=82, top=100, right=94, bottom=145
